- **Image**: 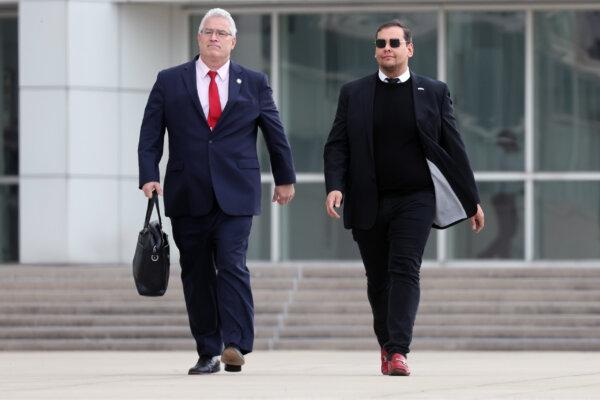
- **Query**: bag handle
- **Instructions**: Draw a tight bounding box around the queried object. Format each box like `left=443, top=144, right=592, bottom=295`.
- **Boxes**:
left=143, top=191, right=163, bottom=229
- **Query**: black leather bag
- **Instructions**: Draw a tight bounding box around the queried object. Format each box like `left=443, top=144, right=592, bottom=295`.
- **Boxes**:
left=132, top=192, right=170, bottom=296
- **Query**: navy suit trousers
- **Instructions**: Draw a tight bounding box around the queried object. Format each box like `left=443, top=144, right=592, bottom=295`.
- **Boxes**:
left=171, top=204, right=254, bottom=357
left=352, top=189, right=435, bottom=356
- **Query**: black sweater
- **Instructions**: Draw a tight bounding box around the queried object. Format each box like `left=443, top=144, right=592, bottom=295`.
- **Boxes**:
left=373, top=77, right=433, bottom=195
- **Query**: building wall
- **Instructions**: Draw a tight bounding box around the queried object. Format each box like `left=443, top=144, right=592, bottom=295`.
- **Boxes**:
left=13, top=1, right=600, bottom=264
left=19, top=1, right=187, bottom=263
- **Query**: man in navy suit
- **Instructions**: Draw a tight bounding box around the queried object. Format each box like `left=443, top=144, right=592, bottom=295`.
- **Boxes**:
left=324, top=20, right=484, bottom=376
left=138, top=8, right=296, bottom=374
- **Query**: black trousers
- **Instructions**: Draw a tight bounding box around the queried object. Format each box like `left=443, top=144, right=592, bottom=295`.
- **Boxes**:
left=171, top=204, right=254, bottom=357
left=352, top=189, right=435, bottom=356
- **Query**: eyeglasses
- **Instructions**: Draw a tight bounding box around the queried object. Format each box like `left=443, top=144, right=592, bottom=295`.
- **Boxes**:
left=200, top=29, right=233, bottom=38
left=375, top=38, right=408, bottom=49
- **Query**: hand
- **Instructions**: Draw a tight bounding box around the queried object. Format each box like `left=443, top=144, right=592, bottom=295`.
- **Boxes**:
left=273, top=184, right=295, bottom=205
left=325, top=190, right=343, bottom=219
left=471, top=204, right=485, bottom=233
left=141, top=182, right=162, bottom=199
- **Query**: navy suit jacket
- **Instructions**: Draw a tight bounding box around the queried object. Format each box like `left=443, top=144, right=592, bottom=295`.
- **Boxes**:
left=138, top=56, right=296, bottom=218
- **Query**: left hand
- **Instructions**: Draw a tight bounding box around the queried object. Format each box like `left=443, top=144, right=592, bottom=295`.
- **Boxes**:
left=470, top=204, right=485, bottom=233
left=272, top=184, right=295, bottom=205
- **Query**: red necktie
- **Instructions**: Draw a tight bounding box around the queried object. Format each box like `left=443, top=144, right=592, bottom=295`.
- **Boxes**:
left=207, top=70, right=222, bottom=129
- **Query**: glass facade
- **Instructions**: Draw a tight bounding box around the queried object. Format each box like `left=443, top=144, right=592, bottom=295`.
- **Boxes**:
left=447, top=11, right=525, bottom=172
left=0, top=17, right=18, bottom=262
left=183, top=7, right=600, bottom=264
left=448, top=181, right=524, bottom=259
left=535, top=182, right=600, bottom=259
left=534, top=11, right=600, bottom=171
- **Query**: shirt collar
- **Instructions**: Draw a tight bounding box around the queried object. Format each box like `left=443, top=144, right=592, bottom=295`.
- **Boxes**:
left=378, top=67, right=410, bottom=83
left=197, top=58, right=230, bottom=81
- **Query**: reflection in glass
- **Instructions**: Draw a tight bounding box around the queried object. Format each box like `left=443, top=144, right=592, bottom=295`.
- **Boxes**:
left=535, top=182, right=600, bottom=259
left=247, top=183, right=271, bottom=260
left=281, top=183, right=436, bottom=261
left=0, top=18, right=18, bottom=176
left=448, top=182, right=524, bottom=259
left=280, top=13, right=437, bottom=172
left=447, top=12, right=525, bottom=171
left=0, top=185, right=18, bottom=262
left=534, top=11, right=600, bottom=171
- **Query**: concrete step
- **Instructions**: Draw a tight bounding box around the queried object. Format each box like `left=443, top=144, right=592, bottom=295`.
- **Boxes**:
left=278, top=325, right=600, bottom=339
left=0, top=290, right=291, bottom=303
left=285, top=314, right=600, bottom=327
left=3, top=265, right=600, bottom=351
left=293, top=289, right=600, bottom=302
left=274, top=337, right=600, bottom=351
left=297, top=277, right=600, bottom=291
left=287, top=301, right=600, bottom=315
left=0, top=326, right=277, bottom=340
left=0, top=302, right=284, bottom=315
left=0, top=279, right=295, bottom=291
left=0, top=264, right=300, bottom=279
left=0, top=314, right=280, bottom=327
left=0, top=337, right=271, bottom=351
left=300, top=266, right=600, bottom=279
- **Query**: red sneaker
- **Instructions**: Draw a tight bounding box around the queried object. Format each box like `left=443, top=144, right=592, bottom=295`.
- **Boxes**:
left=387, top=353, right=410, bottom=376
left=380, top=348, right=389, bottom=375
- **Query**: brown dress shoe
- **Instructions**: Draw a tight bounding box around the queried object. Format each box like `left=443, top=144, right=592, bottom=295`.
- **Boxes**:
left=221, top=346, right=245, bottom=372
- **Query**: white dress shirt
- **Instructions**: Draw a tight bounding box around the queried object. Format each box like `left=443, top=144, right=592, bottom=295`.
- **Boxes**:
left=378, top=67, right=410, bottom=83
left=196, top=58, right=230, bottom=119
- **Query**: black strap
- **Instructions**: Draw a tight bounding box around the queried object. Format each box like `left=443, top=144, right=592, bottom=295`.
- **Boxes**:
left=143, top=191, right=163, bottom=229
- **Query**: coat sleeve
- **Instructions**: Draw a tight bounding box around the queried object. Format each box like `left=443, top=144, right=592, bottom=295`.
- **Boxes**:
left=138, top=72, right=167, bottom=189
left=439, top=83, right=480, bottom=204
left=257, top=73, right=297, bottom=186
left=323, top=85, right=350, bottom=194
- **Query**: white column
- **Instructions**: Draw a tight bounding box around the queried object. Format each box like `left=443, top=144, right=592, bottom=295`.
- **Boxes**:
left=19, top=0, right=188, bottom=263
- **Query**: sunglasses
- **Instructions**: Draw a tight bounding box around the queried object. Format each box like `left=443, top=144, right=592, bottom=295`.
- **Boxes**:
left=375, top=38, right=408, bottom=48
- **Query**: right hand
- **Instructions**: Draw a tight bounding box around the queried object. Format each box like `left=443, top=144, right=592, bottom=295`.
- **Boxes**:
left=141, top=182, right=162, bottom=199
left=325, top=190, right=343, bottom=219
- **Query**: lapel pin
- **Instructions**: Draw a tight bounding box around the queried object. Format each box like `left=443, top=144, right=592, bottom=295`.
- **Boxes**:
left=418, top=87, right=425, bottom=91
left=236, top=78, right=242, bottom=84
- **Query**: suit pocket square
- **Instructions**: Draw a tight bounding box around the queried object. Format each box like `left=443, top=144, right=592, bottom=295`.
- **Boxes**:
left=417, top=87, right=425, bottom=91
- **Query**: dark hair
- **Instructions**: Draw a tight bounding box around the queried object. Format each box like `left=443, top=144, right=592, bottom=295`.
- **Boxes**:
left=375, top=20, right=412, bottom=43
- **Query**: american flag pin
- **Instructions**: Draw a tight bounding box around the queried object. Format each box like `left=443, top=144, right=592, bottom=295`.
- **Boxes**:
left=418, top=87, right=425, bottom=91
left=236, top=78, right=242, bottom=84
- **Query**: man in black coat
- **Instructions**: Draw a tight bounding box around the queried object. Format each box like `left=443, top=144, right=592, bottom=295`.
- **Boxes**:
left=323, top=20, right=485, bottom=376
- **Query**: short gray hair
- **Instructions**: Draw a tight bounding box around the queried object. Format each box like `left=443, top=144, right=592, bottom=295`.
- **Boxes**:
left=198, top=8, right=237, bottom=37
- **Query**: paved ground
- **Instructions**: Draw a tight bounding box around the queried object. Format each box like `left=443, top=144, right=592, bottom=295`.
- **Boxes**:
left=1, top=351, right=600, bottom=399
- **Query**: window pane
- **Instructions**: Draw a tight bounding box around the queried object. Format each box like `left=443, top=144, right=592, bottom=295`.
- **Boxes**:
left=247, top=183, right=271, bottom=260
left=280, top=13, right=437, bottom=172
left=189, top=14, right=272, bottom=172
left=447, top=182, right=524, bottom=259
left=281, top=183, right=437, bottom=261
left=281, top=183, right=359, bottom=260
left=535, top=182, right=600, bottom=259
left=447, top=12, right=525, bottom=171
left=534, top=11, right=600, bottom=171
left=0, top=185, right=18, bottom=262
left=0, top=18, right=18, bottom=176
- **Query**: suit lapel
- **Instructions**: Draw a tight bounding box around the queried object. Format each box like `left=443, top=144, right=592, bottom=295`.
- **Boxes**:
left=363, top=73, right=377, bottom=161
left=215, top=61, right=243, bottom=128
left=410, top=72, right=428, bottom=135
left=182, top=56, right=207, bottom=123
